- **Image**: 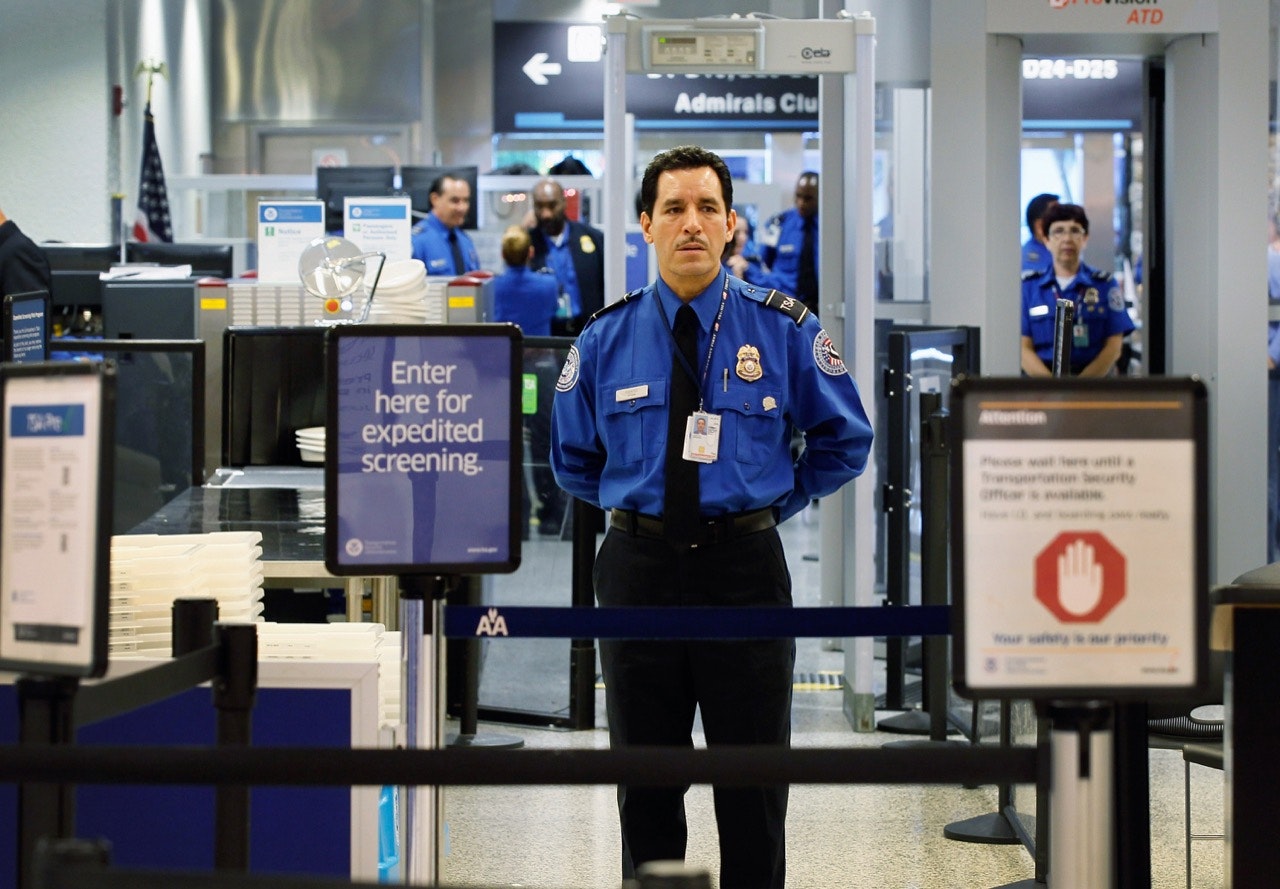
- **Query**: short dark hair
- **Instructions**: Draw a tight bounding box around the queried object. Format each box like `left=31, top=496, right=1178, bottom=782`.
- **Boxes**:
left=429, top=173, right=465, bottom=197
left=639, top=145, right=733, bottom=219
left=1042, top=202, right=1089, bottom=235
left=1025, top=193, right=1060, bottom=232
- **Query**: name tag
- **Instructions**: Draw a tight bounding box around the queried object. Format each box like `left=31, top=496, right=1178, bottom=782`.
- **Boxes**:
left=1029, top=304, right=1050, bottom=317
left=615, top=384, right=649, bottom=402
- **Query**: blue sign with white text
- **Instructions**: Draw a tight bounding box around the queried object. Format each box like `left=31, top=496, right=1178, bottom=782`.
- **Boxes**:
left=326, top=327, right=521, bottom=575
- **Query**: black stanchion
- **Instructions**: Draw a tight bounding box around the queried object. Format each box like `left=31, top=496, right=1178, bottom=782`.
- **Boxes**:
left=568, top=499, right=604, bottom=730
left=445, top=576, right=523, bottom=750
left=883, top=393, right=960, bottom=741
left=212, top=623, right=258, bottom=871
left=16, top=676, right=79, bottom=889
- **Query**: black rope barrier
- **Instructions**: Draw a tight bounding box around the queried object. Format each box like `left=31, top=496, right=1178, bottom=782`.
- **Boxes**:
left=0, top=744, right=1035, bottom=788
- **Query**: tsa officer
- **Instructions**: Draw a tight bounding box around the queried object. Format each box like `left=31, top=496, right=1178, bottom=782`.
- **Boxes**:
left=1021, top=202, right=1134, bottom=377
left=755, top=171, right=820, bottom=314
left=1021, top=192, right=1059, bottom=274
left=550, top=145, right=872, bottom=889
left=410, top=173, right=480, bottom=276
left=528, top=177, right=605, bottom=336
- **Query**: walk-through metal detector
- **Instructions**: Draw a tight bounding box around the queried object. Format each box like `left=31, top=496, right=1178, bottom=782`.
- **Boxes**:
left=602, top=10, right=880, bottom=728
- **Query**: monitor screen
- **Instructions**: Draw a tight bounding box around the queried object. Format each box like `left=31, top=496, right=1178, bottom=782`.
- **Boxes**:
left=399, top=165, right=479, bottom=230
left=222, top=326, right=327, bottom=467
left=42, top=243, right=120, bottom=273
left=50, top=338, right=205, bottom=534
left=315, top=165, right=395, bottom=234
left=125, top=241, right=235, bottom=278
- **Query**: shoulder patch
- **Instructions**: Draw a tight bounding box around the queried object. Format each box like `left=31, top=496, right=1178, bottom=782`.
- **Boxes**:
left=556, top=345, right=581, bottom=392
left=759, top=289, right=810, bottom=327
left=813, top=329, right=847, bottom=376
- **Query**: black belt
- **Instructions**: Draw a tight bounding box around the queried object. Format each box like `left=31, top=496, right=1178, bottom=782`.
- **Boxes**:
left=609, top=507, right=777, bottom=547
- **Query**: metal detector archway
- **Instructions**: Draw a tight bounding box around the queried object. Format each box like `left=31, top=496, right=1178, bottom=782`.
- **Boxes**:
left=601, top=9, right=880, bottom=725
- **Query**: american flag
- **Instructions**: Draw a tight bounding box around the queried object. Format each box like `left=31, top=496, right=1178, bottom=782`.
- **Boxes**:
left=132, top=101, right=173, bottom=242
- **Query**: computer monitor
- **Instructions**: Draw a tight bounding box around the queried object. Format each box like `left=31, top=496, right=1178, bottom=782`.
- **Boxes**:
left=315, top=165, right=395, bottom=234
left=399, top=165, right=479, bottom=230
left=43, top=243, right=120, bottom=309
left=222, top=326, right=327, bottom=467
left=41, top=242, right=121, bottom=272
left=125, top=241, right=235, bottom=278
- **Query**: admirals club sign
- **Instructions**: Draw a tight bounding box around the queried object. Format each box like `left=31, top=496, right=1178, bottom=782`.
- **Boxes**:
left=494, top=22, right=820, bottom=133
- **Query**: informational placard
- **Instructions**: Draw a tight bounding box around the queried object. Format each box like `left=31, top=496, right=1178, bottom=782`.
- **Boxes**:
left=986, top=0, right=1217, bottom=34
left=951, top=377, right=1208, bottom=700
left=343, top=196, right=412, bottom=264
left=256, top=199, right=326, bottom=283
left=3, top=290, right=50, bottom=363
left=325, top=325, right=522, bottom=575
left=0, top=362, right=114, bottom=677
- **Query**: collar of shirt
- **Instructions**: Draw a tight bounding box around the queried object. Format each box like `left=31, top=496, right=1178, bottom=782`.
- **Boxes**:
left=548, top=226, right=568, bottom=249
left=425, top=212, right=454, bottom=238
left=655, top=269, right=727, bottom=334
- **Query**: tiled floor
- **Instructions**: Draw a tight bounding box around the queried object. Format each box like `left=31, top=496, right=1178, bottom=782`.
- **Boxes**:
left=440, top=514, right=1225, bottom=889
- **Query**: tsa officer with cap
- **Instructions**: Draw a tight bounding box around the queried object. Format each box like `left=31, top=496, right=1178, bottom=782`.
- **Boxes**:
left=1021, top=202, right=1134, bottom=377
left=550, top=145, right=872, bottom=889
left=410, top=173, right=480, bottom=276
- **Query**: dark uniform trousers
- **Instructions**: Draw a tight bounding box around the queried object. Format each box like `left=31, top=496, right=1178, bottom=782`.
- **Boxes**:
left=593, top=524, right=795, bottom=889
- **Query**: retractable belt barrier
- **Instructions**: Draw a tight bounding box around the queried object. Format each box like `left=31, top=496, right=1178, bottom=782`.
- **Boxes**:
left=443, top=604, right=951, bottom=639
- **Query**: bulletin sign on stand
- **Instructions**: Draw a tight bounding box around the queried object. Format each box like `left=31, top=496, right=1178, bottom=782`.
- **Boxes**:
left=324, top=324, right=523, bottom=577
left=0, top=361, right=115, bottom=677
left=950, top=377, right=1208, bottom=701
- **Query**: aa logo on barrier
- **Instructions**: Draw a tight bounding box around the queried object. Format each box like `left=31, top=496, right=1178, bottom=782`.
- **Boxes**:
left=476, top=607, right=509, bottom=637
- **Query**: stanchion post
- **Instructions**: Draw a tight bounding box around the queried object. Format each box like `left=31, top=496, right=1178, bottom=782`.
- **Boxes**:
left=16, top=676, right=79, bottom=889
left=569, top=498, right=603, bottom=730
left=212, top=622, right=258, bottom=871
left=1046, top=701, right=1114, bottom=889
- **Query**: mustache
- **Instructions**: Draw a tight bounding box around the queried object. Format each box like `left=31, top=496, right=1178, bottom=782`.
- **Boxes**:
left=675, top=237, right=708, bottom=250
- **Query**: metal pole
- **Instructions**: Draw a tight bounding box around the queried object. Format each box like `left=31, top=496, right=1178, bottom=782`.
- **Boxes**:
left=1047, top=702, right=1114, bottom=889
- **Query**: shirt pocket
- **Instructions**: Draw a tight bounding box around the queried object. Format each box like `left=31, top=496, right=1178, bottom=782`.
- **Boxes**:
left=601, top=377, right=667, bottom=464
left=709, top=382, right=785, bottom=466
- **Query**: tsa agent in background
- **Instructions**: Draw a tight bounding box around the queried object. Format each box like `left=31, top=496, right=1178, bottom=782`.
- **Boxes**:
left=528, top=177, right=604, bottom=336
left=550, top=145, right=872, bottom=889
left=1020, top=202, right=1134, bottom=377
left=1021, top=192, right=1059, bottom=274
left=410, top=174, right=480, bottom=276
left=755, top=171, right=820, bottom=314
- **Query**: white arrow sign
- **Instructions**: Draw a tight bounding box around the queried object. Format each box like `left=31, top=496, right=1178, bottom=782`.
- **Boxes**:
left=522, top=52, right=562, bottom=86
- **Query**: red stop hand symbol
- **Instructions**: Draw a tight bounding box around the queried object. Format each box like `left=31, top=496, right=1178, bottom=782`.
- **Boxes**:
left=1034, top=531, right=1126, bottom=623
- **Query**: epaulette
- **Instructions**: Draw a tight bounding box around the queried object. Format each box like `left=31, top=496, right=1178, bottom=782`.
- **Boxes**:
left=756, top=288, right=810, bottom=327
left=535, top=266, right=557, bottom=276
left=1021, top=269, right=1039, bottom=281
left=1092, top=269, right=1113, bottom=282
left=582, top=288, right=643, bottom=329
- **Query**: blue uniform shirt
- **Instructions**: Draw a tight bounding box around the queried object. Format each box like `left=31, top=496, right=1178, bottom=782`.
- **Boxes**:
left=1022, top=237, right=1050, bottom=274
left=493, top=266, right=559, bottom=336
left=410, top=213, right=480, bottom=276
left=1021, top=261, right=1135, bottom=371
left=550, top=271, right=872, bottom=522
left=755, top=208, right=816, bottom=295
left=541, top=230, right=583, bottom=317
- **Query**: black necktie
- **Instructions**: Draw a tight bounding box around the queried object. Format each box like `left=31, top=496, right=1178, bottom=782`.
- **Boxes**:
left=663, top=304, right=701, bottom=543
left=797, top=216, right=818, bottom=312
left=448, top=228, right=466, bottom=275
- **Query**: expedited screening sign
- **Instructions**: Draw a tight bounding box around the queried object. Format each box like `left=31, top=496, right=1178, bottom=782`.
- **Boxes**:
left=325, top=325, right=522, bottom=576
left=951, top=377, right=1208, bottom=700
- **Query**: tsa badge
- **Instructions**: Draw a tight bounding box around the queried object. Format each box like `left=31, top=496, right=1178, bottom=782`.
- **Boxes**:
left=813, top=329, right=847, bottom=376
left=736, top=345, right=763, bottom=382
left=579, top=234, right=596, bottom=254
left=1083, top=287, right=1099, bottom=307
